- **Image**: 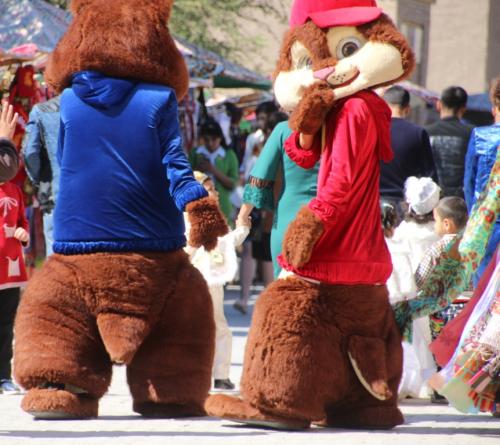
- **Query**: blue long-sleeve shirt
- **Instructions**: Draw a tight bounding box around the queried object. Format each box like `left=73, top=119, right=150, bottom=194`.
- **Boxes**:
left=464, top=124, right=500, bottom=212
left=54, top=71, right=207, bottom=254
left=463, top=123, right=499, bottom=282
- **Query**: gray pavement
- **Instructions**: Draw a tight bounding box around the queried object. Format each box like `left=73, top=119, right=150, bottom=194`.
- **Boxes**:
left=1, top=286, right=498, bottom=444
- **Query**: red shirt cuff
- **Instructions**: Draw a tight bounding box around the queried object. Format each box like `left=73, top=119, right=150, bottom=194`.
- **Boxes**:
left=284, top=132, right=321, bottom=169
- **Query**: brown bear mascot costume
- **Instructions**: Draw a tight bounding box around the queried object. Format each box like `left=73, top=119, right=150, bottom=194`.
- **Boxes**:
left=206, top=0, right=415, bottom=430
left=13, top=0, right=228, bottom=419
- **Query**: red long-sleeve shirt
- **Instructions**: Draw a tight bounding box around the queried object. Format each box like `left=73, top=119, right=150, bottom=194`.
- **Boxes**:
left=0, top=182, right=29, bottom=289
left=278, top=91, right=394, bottom=285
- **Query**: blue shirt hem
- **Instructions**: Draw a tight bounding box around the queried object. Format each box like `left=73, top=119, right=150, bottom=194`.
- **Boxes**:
left=53, top=238, right=186, bottom=255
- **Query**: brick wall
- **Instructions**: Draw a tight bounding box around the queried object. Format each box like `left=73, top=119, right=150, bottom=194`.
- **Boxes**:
left=427, top=0, right=491, bottom=94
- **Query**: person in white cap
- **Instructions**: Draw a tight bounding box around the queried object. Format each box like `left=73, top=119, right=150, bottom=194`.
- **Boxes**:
left=388, top=176, right=441, bottom=400
left=393, top=176, right=442, bottom=266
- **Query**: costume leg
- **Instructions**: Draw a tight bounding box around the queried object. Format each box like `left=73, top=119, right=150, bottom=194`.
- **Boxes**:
left=14, top=255, right=112, bottom=418
left=211, top=285, right=232, bottom=381
left=0, top=288, right=20, bottom=380
left=127, top=261, right=215, bottom=417
left=237, top=240, right=255, bottom=309
left=322, top=299, right=404, bottom=429
left=207, top=278, right=349, bottom=428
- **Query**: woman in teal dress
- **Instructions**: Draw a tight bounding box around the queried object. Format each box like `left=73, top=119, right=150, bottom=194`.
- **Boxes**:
left=237, top=120, right=319, bottom=279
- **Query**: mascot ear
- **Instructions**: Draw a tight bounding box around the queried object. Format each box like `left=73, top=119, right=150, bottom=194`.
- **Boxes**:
left=70, top=0, right=95, bottom=14
left=141, top=0, right=175, bottom=21
left=161, top=0, right=175, bottom=19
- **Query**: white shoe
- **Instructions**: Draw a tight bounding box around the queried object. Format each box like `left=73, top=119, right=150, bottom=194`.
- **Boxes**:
left=0, top=379, right=21, bottom=395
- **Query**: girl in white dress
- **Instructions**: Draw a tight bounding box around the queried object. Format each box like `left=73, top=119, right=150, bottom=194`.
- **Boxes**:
left=185, top=172, right=250, bottom=390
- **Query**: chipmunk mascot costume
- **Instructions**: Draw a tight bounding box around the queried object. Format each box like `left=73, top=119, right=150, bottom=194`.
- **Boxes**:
left=13, top=0, right=228, bottom=419
left=206, top=0, right=415, bottom=430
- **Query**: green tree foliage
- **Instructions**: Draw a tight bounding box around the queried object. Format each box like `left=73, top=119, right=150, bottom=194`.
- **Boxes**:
left=170, top=0, right=287, bottom=59
left=44, top=0, right=287, bottom=62
left=45, top=0, right=68, bottom=8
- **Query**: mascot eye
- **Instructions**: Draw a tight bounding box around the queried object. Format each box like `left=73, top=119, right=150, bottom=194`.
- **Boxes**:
left=336, top=38, right=362, bottom=59
left=297, top=56, right=313, bottom=70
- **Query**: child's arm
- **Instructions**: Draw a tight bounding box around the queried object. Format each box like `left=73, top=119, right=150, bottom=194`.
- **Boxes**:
left=14, top=187, right=30, bottom=245
left=0, top=101, right=18, bottom=140
left=199, top=150, right=239, bottom=191
left=14, top=227, right=29, bottom=244
left=231, top=214, right=251, bottom=247
left=415, top=240, right=444, bottom=289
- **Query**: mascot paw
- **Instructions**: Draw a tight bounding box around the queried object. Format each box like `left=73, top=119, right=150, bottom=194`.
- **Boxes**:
left=21, top=388, right=98, bottom=419
left=133, top=401, right=205, bottom=418
left=289, top=83, right=336, bottom=135
left=186, top=196, right=229, bottom=251
left=282, top=206, right=324, bottom=268
left=205, top=394, right=310, bottom=430
left=320, top=404, right=404, bottom=430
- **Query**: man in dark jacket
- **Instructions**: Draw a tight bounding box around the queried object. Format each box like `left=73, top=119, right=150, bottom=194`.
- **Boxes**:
left=380, top=86, right=435, bottom=219
left=426, top=86, right=474, bottom=198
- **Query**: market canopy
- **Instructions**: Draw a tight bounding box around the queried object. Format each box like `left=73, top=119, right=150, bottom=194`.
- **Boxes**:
left=467, top=93, right=492, bottom=112
left=0, top=0, right=70, bottom=53
left=0, top=47, right=36, bottom=67
left=0, top=0, right=271, bottom=90
left=398, top=80, right=439, bottom=106
left=174, top=36, right=224, bottom=86
left=214, top=58, right=272, bottom=90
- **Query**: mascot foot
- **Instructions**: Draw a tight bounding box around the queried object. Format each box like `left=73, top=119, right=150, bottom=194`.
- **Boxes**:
left=133, top=401, right=206, bottom=418
left=371, top=380, right=393, bottom=400
left=205, top=394, right=310, bottom=431
left=321, top=405, right=404, bottom=430
left=22, top=388, right=98, bottom=419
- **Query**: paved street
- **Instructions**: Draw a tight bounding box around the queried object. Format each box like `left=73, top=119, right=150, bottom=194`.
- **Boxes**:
left=1, top=286, right=499, bottom=444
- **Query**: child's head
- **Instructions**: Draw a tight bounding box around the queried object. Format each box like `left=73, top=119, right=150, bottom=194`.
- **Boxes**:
left=200, top=120, right=225, bottom=152
left=490, top=76, right=500, bottom=123
left=380, top=201, right=398, bottom=238
left=404, top=176, right=441, bottom=225
left=265, top=111, right=289, bottom=134
left=255, top=101, right=278, bottom=131
left=433, top=196, right=468, bottom=236
left=194, top=171, right=219, bottom=200
left=0, top=140, right=19, bottom=184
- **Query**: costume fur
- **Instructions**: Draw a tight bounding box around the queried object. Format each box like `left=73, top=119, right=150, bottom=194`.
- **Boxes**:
left=14, top=0, right=227, bottom=419
left=206, top=0, right=414, bottom=430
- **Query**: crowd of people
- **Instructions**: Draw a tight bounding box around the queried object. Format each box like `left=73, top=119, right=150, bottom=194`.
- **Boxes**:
left=0, top=73, right=498, bottom=417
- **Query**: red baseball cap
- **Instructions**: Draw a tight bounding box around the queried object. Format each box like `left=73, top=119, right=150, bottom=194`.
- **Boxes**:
left=290, top=0, right=382, bottom=28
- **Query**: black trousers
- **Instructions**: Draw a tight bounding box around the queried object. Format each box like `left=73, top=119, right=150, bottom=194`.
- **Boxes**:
left=0, top=287, right=20, bottom=380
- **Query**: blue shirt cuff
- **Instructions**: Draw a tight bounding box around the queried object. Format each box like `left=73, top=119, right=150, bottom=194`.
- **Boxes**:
left=174, top=183, right=208, bottom=211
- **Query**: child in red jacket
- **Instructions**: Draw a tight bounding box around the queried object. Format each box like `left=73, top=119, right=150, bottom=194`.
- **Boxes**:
left=0, top=102, right=29, bottom=395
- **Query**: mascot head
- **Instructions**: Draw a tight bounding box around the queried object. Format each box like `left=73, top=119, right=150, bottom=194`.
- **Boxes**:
left=45, top=0, right=188, bottom=99
left=274, top=0, right=415, bottom=128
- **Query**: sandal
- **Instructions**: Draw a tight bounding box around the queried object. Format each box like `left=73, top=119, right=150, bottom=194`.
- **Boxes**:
left=233, top=301, right=247, bottom=314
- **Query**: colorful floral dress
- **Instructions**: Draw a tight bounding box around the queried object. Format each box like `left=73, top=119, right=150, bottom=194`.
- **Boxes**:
left=437, top=256, right=499, bottom=413
left=394, top=149, right=500, bottom=414
left=393, top=148, right=500, bottom=343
